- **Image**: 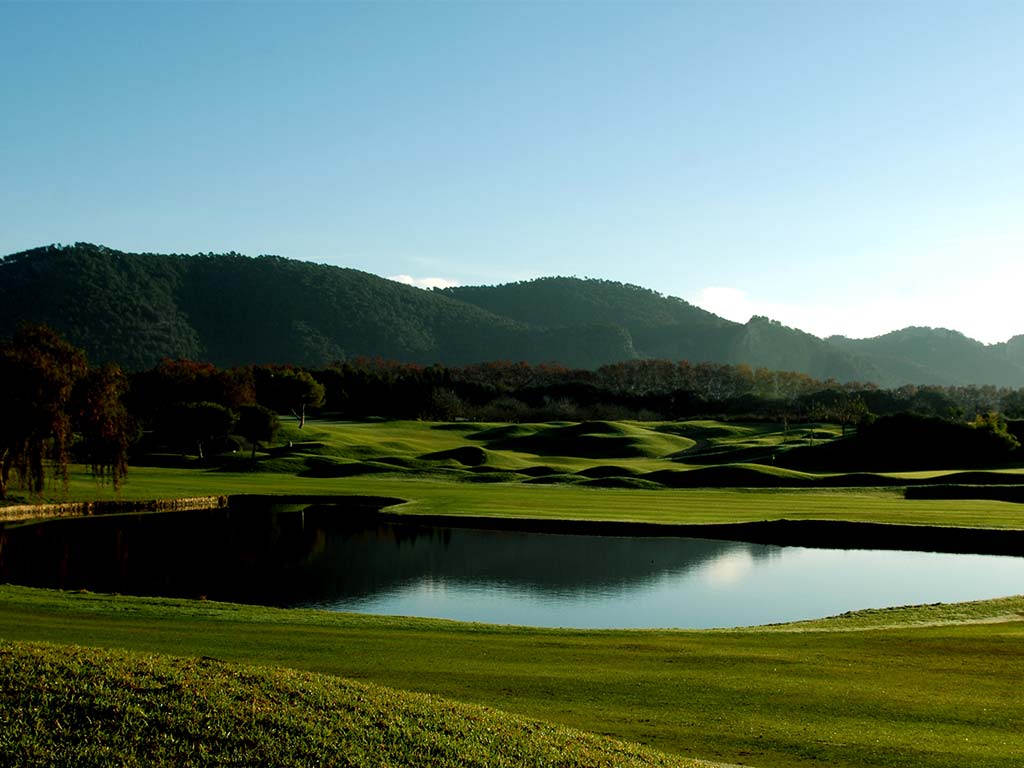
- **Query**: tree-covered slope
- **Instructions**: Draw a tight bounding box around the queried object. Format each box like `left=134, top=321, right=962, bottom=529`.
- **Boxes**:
left=728, top=317, right=883, bottom=384
left=445, top=277, right=734, bottom=362
left=0, top=244, right=202, bottom=369
left=2, top=243, right=1022, bottom=386
left=829, top=327, right=1024, bottom=387
left=446, top=279, right=883, bottom=382
left=0, top=244, right=636, bottom=370
left=176, top=253, right=530, bottom=368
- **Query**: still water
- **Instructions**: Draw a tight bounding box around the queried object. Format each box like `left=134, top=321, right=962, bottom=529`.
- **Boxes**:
left=2, top=504, right=1022, bottom=628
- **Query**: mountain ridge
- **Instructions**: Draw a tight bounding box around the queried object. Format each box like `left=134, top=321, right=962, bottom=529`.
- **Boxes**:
left=2, top=243, right=1022, bottom=387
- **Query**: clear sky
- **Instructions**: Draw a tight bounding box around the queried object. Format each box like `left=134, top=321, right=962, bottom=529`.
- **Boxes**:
left=2, top=1, right=1021, bottom=343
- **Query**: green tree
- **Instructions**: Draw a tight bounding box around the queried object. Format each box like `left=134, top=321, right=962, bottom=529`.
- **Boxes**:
left=255, top=367, right=325, bottom=428
left=236, top=404, right=279, bottom=460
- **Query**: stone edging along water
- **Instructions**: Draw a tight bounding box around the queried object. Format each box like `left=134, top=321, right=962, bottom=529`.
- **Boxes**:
left=0, top=496, right=229, bottom=523
left=0, top=494, right=401, bottom=524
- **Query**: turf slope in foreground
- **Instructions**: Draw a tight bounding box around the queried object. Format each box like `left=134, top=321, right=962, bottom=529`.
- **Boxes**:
left=0, top=640, right=716, bottom=768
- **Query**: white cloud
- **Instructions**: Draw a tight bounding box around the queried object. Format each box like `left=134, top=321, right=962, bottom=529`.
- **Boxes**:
left=690, top=278, right=1024, bottom=345
left=690, top=285, right=920, bottom=341
left=691, top=286, right=758, bottom=325
left=389, top=274, right=461, bottom=290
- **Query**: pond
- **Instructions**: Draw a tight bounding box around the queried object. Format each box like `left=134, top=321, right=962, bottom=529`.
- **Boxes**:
left=2, top=502, right=1022, bottom=628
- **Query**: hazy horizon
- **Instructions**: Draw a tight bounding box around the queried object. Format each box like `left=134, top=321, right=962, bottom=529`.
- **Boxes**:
left=3, top=1, right=1021, bottom=343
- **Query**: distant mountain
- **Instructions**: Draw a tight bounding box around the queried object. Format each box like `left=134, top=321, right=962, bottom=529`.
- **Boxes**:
left=446, top=282, right=883, bottom=383
left=444, top=277, right=734, bottom=363
left=1, top=243, right=1022, bottom=387
left=829, top=328, right=1024, bottom=387
left=992, top=334, right=1024, bottom=372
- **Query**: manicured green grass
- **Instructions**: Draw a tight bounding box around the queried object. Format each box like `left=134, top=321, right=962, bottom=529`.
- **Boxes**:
left=1, top=586, right=1022, bottom=768
left=4, top=420, right=1024, bottom=766
left=1, top=417, right=1019, bottom=530
left=32, top=464, right=1024, bottom=530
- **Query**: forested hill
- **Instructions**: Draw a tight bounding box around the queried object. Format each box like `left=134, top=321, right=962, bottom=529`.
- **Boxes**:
left=0, top=244, right=636, bottom=370
left=2, top=243, right=1023, bottom=386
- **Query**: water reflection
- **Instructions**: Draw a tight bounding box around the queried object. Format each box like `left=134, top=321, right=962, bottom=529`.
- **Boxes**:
left=1, top=503, right=1022, bottom=628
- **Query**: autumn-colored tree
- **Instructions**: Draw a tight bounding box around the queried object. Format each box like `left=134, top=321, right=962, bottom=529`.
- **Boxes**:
left=74, top=363, right=134, bottom=489
left=0, top=324, right=87, bottom=498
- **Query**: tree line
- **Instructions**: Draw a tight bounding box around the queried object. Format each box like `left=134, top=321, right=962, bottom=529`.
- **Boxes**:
left=318, top=356, right=1024, bottom=425
left=0, top=325, right=325, bottom=499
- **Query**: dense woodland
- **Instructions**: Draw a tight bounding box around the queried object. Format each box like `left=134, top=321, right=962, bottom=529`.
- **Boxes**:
left=3, top=243, right=1024, bottom=387
left=3, top=322, right=1023, bottom=499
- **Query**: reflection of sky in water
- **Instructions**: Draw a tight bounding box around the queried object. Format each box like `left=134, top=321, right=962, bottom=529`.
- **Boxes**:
left=314, top=541, right=1024, bottom=629
left=698, top=550, right=756, bottom=588
left=15, top=509, right=1021, bottom=628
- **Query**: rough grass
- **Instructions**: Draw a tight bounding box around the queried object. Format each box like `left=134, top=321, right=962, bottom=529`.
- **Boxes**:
left=0, top=640, right=705, bottom=768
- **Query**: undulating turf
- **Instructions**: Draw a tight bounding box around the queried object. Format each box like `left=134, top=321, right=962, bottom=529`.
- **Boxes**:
left=3, top=418, right=1024, bottom=767
left=1, top=586, right=1022, bottom=768
left=4, top=418, right=1024, bottom=531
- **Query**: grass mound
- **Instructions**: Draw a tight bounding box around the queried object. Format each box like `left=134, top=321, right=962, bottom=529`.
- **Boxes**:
left=934, top=471, right=1024, bottom=485
left=482, top=421, right=693, bottom=459
left=420, top=445, right=490, bottom=466
left=579, top=477, right=663, bottom=490
left=643, top=464, right=813, bottom=488
left=668, top=445, right=776, bottom=464
left=517, top=465, right=566, bottom=477
left=563, top=420, right=633, bottom=435
left=467, top=424, right=540, bottom=441
left=459, top=472, right=525, bottom=484
left=654, top=421, right=759, bottom=439
left=214, top=455, right=311, bottom=474
left=299, top=459, right=395, bottom=478
left=522, top=474, right=585, bottom=485
left=576, top=464, right=641, bottom=478
left=430, top=422, right=487, bottom=432
left=0, top=640, right=699, bottom=768
left=905, top=485, right=1024, bottom=503
left=817, top=472, right=906, bottom=488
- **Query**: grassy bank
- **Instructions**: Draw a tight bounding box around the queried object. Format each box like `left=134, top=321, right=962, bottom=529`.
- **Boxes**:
left=0, top=639, right=704, bottom=768
left=1, top=586, right=1022, bottom=768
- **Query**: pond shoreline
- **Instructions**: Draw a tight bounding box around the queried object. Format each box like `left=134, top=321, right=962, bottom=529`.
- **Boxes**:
left=4, top=493, right=1022, bottom=557
left=377, top=511, right=1024, bottom=557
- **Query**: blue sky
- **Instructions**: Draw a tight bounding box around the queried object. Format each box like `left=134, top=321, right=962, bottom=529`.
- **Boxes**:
left=2, top=1, right=1021, bottom=343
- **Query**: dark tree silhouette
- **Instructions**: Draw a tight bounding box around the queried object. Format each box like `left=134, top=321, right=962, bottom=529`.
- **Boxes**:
left=0, top=324, right=87, bottom=498
left=236, top=404, right=279, bottom=460
left=254, top=366, right=325, bottom=428
left=74, top=363, right=134, bottom=489
left=165, top=401, right=236, bottom=459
